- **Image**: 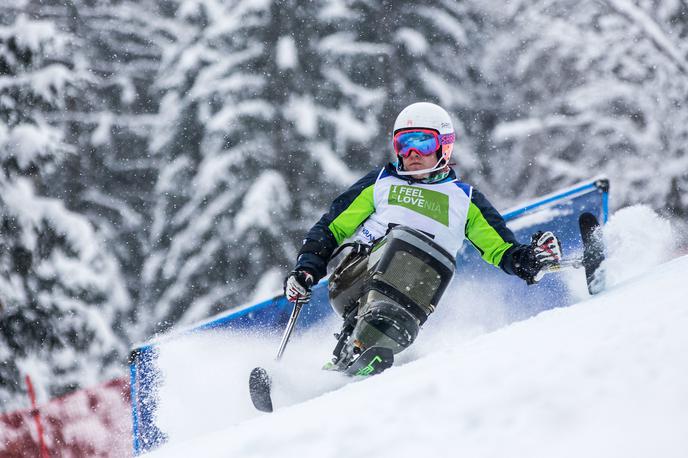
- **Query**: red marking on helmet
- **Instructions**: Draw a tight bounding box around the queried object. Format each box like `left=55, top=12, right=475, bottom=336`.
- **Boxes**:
left=406, top=120, right=413, bottom=126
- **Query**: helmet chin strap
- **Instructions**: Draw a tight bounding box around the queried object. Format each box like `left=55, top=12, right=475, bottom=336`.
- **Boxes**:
left=395, top=156, right=446, bottom=176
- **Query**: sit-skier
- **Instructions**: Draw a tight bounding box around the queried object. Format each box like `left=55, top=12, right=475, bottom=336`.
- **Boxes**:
left=284, top=102, right=562, bottom=374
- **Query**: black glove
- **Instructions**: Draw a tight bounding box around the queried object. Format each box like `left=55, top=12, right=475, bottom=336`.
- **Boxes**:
left=514, top=231, right=563, bottom=284
left=531, top=230, right=562, bottom=265
left=284, top=269, right=315, bottom=303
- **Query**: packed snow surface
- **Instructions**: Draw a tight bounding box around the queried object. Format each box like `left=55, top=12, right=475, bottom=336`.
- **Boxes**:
left=147, top=207, right=687, bottom=457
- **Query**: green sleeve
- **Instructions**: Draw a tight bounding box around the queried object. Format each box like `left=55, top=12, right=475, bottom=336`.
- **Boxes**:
left=465, top=200, right=515, bottom=267
left=297, top=169, right=380, bottom=280
left=328, top=184, right=375, bottom=244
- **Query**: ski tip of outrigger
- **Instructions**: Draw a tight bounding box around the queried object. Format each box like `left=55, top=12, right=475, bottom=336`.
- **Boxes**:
left=249, top=366, right=273, bottom=413
left=539, top=212, right=606, bottom=295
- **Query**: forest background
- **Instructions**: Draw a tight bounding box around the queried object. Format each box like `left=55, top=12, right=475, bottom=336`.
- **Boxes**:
left=1, top=0, right=686, bottom=410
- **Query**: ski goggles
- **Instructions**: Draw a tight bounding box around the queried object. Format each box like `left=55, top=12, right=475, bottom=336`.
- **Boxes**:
left=393, top=129, right=455, bottom=158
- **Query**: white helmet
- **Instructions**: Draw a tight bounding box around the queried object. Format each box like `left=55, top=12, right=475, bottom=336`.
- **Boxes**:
left=392, top=102, right=455, bottom=176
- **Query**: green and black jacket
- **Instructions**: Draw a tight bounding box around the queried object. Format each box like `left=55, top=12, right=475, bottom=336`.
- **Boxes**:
left=296, top=164, right=533, bottom=282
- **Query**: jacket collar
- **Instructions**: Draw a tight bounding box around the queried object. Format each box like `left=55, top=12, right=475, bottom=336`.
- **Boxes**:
left=385, top=162, right=457, bottom=184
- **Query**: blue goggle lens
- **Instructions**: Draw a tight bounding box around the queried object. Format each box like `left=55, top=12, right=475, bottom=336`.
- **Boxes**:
left=394, top=130, right=440, bottom=157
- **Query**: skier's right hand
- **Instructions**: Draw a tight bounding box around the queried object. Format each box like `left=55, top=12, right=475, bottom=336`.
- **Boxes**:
left=284, top=270, right=315, bottom=303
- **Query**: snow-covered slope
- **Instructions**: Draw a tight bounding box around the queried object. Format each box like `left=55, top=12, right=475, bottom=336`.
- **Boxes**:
left=142, top=207, right=684, bottom=457
left=147, top=257, right=688, bottom=456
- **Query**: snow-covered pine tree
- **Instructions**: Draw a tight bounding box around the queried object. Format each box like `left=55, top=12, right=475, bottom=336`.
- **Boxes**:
left=351, top=0, right=486, bottom=185
left=14, top=0, right=181, bottom=343
left=140, top=0, right=492, bottom=332
left=479, top=0, right=688, bottom=215
left=141, top=0, right=370, bottom=332
left=0, top=13, right=130, bottom=409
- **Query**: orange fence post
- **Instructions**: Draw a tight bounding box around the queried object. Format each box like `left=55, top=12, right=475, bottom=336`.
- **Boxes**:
left=25, top=374, right=50, bottom=458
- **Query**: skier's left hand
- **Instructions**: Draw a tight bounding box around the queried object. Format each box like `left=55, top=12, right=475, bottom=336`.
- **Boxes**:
left=529, top=231, right=562, bottom=283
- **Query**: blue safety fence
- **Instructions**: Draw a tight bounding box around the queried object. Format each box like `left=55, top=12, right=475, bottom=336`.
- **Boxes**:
left=454, top=177, right=608, bottom=322
left=129, top=177, right=609, bottom=454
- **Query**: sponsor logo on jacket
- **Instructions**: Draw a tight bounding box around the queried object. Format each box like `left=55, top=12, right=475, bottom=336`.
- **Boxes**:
left=388, top=185, right=449, bottom=226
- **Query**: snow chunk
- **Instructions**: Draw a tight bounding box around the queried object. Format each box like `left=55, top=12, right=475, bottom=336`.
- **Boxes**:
left=118, top=76, right=137, bottom=105
left=177, top=285, right=236, bottom=327
left=0, top=66, right=79, bottom=107
left=420, top=71, right=471, bottom=107
left=0, top=14, right=66, bottom=57
left=192, top=154, right=234, bottom=198
left=602, top=205, right=675, bottom=288
left=318, top=1, right=358, bottom=21
left=395, top=28, right=428, bottom=55
left=3, top=178, right=95, bottom=261
left=276, top=35, right=298, bottom=70
left=322, top=104, right=377, bottom=147
left=321, top=68, right=385, bottom=108
left=189, top=45, right=265, bottom=100
left=205, top=99, right=275, bottom=134
left=285, top=95, right=318, bottom=138
left=493, top=118, right=546, bottom=140
left=249, top=267, right=284, bottom=303
left=318, top=32, right=392, bottom=56
left=150, top=92, right=181, bottom=155
left=0, top=122, right=66, bottom=170
left=309, top=142, right=358, bottom=187
left=91, top=112, right=113, bottom=147
left=234, top=170, right=290, bottom=236
left=418, top=7, right=467, bottom=45
left=177, top=0, right=205, bottom=22
left=29, top=64, right=75, bottom=106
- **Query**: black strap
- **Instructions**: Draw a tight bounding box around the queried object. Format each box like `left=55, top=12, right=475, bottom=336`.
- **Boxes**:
left=331, top=241, right=372, bottom=260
